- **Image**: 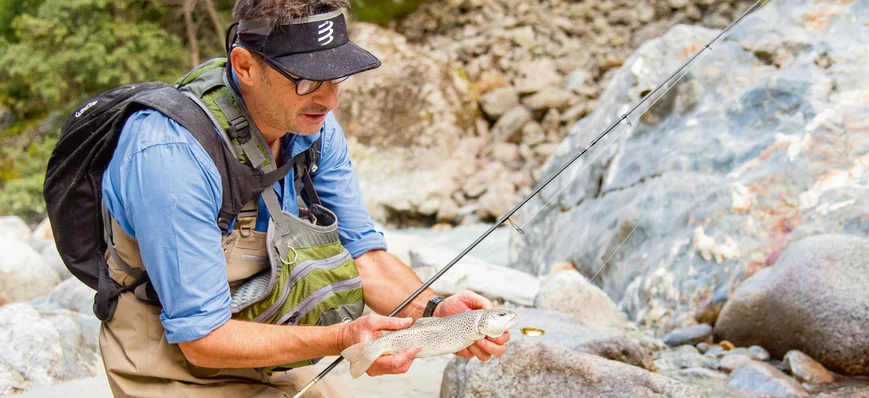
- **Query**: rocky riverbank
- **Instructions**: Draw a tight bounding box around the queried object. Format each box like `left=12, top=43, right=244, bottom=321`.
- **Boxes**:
left=334, top=0, right=756, bottom=227
left=2, top=0, right=868, bottom=396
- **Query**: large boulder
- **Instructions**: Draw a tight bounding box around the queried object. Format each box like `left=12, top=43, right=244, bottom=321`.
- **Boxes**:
left=0, top=299, right=101, bottom=395
left=410, top=246, right=539, bottom=306
left=0, top=238, right=61, bottom=304
left=441, top=340, right=700, bottom=398
left=0, top=216, right=31, bottom=240
left=333, top=23, right=483, bottom=223
left=714, top=234, right=869, bottom=376
left=534, top=270, right=629, bottom=329
left=506, top=307, right=655, bottom=370
left=508, top=0, right=869, bottom=335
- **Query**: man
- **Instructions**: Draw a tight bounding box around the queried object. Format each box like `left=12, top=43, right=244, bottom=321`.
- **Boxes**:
left=97, top=0, right=510, bottom=397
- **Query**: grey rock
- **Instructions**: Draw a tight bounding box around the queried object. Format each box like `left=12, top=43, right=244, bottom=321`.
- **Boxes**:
left=37, top=241, right=72, bottom=281
left=749, top=345, right=771, bottom=362
left=0, top=216, right=31, bottom=240
left=533, top=270, right=630, bottom=329
left=663, top=324, right=713, bottom=347
left=505, top=307, right=655, bottom=370
left=784, top=350, right=836, bottom=385
left=31, top=278, right=95, bottom=315
left=491, top=106, right=532, bottom=143
left=475, top=179, right=516, bottom=220
left=678, top=367, right=728, bottom=380
left=521, top=86, right=575, bottom=111
left=479, top=87, right=519, bottom=119
left=704, top=346, right=726, bottom=359
left=715, top=235, right=869, bottom=376
left=333, top=24, right=478, bottom=224
left=0, top=302, right=100, bottom=393
left=655, top=345, right=710, bottom=372
left=436, top=199, right=460, bottom=224
left=696, top=342, right=710, bottom=354
left=0, top=239, right=61, bottom=304
left=564, top=69, right=593, bottom=94
left=513, top=59, right=561, bottom=95
left=519, top=122, right=545, bottom=147
left=410, top=246, right=539, bottom=306
left=30, top=217, right=54, bottom=240
left=442, top=339, right=701, bottom=398
left=491, top=142, right=519, bottom=163
left=509, top=0, right=869, bottom=339
left=719, top=354, right=753, bottom=373
left=729, top=361, right=808, bottom=397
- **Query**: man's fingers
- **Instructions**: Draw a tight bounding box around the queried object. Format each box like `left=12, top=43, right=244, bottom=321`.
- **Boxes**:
left=475, top=338, right=507, bottom=357
left=467, top=341, right=491, bottom=361
left=372, top=315, right=414, bottom=331
left=454, top=349, right=474, bottom=360
left=487, top=331, right=511, bottom=345
left=367, top=345, right=421, bottom=376
left=460, top=291, right=492, bottom=310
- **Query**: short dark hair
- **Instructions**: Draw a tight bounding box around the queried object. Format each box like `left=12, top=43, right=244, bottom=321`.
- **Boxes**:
left=233, top=0, right=351, bottom=28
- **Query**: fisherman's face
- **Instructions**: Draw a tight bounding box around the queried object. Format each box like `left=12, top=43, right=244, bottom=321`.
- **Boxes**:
left=258, top=64, right=341, bottom=136
left=232, top=48, right=341, bottom=140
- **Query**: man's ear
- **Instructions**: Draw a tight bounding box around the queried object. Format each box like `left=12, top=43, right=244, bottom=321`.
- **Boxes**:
left=230, top=47, right=258, bottom=87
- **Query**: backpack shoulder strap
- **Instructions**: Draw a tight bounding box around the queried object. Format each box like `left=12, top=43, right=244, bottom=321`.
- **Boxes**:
left=291, top=137, right=323, bottom=206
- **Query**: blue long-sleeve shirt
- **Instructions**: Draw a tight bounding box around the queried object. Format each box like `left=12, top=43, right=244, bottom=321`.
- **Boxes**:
left=101, top=109, right=386, bottom=344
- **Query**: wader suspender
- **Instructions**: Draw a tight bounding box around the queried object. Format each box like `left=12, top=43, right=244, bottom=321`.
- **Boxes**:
left=218, top=68, right=323, bottom=264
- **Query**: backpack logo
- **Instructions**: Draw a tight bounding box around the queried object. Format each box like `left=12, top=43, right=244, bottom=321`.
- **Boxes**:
left=317, top=21, right=334, bottom=46
left=75, top=101, right=98, bottom=118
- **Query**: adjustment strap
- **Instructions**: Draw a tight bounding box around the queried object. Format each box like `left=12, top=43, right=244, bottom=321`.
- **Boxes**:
left=213, top=95, right=269, bottom=170
left=260, top=189, right=293, bottom=261
left=101, top=201, right=142, bottom=280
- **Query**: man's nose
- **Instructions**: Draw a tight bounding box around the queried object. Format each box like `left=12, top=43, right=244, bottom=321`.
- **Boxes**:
left=314, top=80, right=340, bottom=110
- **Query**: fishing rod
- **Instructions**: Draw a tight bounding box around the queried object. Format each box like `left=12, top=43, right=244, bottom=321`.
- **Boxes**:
left=294, top=0, right=767, bottom=395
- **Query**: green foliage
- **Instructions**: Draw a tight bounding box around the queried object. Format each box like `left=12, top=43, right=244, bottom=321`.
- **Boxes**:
left=0, top=134, right=57, bottom=221
left=352, top=0, right=426, bottom=26
left=0, top=0, right=188, bottom=118
left=0, top=0, right=421, bottom=220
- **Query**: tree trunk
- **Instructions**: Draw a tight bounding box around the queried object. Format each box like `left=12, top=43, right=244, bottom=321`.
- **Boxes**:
left=183, top=0, right=200, bottom=67
left=202, top=0, right=225, bottom=51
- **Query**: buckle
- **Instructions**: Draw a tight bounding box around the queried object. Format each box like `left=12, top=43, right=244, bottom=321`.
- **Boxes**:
left=228, top=116, right=251, bottom=142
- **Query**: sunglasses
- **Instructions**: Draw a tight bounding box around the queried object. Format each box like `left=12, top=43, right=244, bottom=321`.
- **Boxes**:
left=250, top=50, right=349, bottom=96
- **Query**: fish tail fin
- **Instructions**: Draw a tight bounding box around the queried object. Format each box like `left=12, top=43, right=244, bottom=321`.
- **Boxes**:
left=341, top=342, right=380, bottom=378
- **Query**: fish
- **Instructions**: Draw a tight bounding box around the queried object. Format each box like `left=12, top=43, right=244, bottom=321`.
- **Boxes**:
left=340, top=309, right=519, bottom=378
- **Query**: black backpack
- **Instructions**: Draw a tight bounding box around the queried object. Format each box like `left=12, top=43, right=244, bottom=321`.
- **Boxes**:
left=43, top=82, right=317, bottom=321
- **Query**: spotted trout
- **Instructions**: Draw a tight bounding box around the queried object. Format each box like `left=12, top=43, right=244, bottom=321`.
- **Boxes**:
left=341, top=309, right=519, bottom=378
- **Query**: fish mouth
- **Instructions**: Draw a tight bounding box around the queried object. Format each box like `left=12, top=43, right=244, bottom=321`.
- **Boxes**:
left=505, top=314, right=520, bottom=331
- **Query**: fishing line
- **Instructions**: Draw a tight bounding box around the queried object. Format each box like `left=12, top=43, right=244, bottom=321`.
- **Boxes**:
left=586, top=38, right=796, bottom=289
left=294, top=0, right=767, bottom=395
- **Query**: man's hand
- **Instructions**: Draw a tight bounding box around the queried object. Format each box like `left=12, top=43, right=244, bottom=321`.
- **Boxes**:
left=340, top=314, right=422, bottom=377
left=433, top=290, right=511, bottom=361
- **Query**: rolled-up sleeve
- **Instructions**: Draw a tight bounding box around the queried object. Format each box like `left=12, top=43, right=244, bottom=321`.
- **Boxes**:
left=102, top=109, right=231, bottom=344
left=312, top=115, right=387, bottom=258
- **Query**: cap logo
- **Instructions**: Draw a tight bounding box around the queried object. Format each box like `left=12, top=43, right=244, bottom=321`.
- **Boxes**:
left=317, top=21, right=334, bottom=46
